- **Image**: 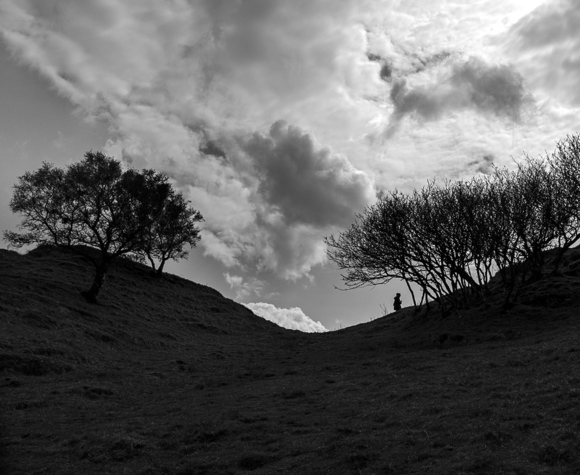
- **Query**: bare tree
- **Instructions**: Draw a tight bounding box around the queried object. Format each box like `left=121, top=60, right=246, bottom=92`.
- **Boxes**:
left=326, top=134, right=580, bottom=312
left=546, top=134, right=580, bottom=273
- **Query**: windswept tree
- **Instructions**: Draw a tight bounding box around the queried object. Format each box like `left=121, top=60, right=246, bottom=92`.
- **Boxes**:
left=4, top=151, right=203, bottom=302
left=327, top=182, right=493, bottom=312
left=502, top=158, right=557, bottom=280
left=546, top=134, right=580, bottom=272
left=325, top=191, right=424, bottom=309
left=326, top=133, right=580, bottom=312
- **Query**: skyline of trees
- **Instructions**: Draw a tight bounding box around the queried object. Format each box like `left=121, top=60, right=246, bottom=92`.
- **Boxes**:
left=4, top=133, right=580, bottom=314
left=326, top=134, right=580, bottom=312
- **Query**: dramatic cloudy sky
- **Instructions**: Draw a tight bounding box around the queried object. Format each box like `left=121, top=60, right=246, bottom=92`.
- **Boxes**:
left=1, top=0, right=579, bottom=331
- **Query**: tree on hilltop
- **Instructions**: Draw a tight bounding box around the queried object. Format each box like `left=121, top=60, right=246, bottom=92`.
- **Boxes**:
left=130, top=169, right=204, bottom=277
left=326, top=133, right=580, bottom=312
left=3, top=151, right=203, bottom=302
left=546, top=134, right=580, bottom=272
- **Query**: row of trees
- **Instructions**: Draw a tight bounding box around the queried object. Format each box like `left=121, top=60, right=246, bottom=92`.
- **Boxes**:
left=326, top=134, right=580, bottom=312
left=4, top=152, right=203, bottom=303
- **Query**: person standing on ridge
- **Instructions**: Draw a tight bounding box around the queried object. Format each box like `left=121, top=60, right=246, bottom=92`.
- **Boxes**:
left=393, top=293, right=402, bottom=312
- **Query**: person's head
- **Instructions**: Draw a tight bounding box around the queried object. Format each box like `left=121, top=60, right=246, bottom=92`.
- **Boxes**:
left=396, top=293, right=400, bottom=297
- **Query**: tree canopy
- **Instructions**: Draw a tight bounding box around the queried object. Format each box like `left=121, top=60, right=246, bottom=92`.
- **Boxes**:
left=132, top=169, right=204, bottom=277
left=4, top=151, right=203, bottom=302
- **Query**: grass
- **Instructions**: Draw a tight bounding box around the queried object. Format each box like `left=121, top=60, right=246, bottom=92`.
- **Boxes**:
left=1, top=245, right=580, bottom=474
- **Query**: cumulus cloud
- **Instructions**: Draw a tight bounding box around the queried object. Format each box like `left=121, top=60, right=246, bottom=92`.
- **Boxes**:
left=230, top=120, right=375, bottom=279
left=244, top=302, right=327, bottom=333
left=179, top=120, right=374, bottom=280
left=505, top=0, right=580, bottom=106
left=244, top=120, right=374, bottom=228
left=385, top=57, right=532, bottom=137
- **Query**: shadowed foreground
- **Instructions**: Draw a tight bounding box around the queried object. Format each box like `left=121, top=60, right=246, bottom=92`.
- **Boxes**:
left=1, top=246, right=580, bottom=474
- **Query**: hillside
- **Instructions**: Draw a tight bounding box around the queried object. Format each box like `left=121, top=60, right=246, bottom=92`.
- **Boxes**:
left=1, top=246, right=580, bottom=474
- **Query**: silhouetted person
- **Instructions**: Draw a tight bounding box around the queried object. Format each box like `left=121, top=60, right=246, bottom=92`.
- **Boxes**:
left=393, top=293, right=402, bottom=312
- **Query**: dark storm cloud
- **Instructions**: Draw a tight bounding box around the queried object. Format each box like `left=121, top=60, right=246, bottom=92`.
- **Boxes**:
left=386, top=57, right=532, bottom=136
left=243, top=120, right=374, bottom=228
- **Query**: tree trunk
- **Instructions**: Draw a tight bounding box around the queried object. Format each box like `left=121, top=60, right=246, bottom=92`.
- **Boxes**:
left=154, top=259, right=166, bottom=278
left=82, top=262, right=108, bottom=303
left=404, top=279, right=418, bottom=310
left=147, top=253, right=158, bottom=276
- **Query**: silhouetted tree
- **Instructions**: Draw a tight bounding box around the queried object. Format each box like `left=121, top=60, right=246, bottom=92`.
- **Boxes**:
left=4, top=151, right=203, bottom=301
left=546, top=134, right=580, bottom=272
left=326, top=134, right=580, bottom=313
left=133, top=169, right=203, bottom=277
left=326, top=191, right=426, bottom=310
left=507, top=159, right=558, bottom=281
left=474, top=172, right=522, bottom=306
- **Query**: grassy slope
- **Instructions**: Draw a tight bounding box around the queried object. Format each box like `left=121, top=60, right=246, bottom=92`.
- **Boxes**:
left=1, top=246, right=580, bottom=474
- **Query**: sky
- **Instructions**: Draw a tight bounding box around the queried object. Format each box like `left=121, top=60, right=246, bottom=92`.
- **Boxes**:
left=1, top=0, right=579, bottom=332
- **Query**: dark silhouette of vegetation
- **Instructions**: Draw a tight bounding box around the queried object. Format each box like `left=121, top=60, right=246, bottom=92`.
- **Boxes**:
left=3, top=151, right=203, bottom=302
left=326, top=134, right=580, bottom=312
left=123, top=169, right=203, bottom=278
left=141, top=173, right=203, bottom=278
